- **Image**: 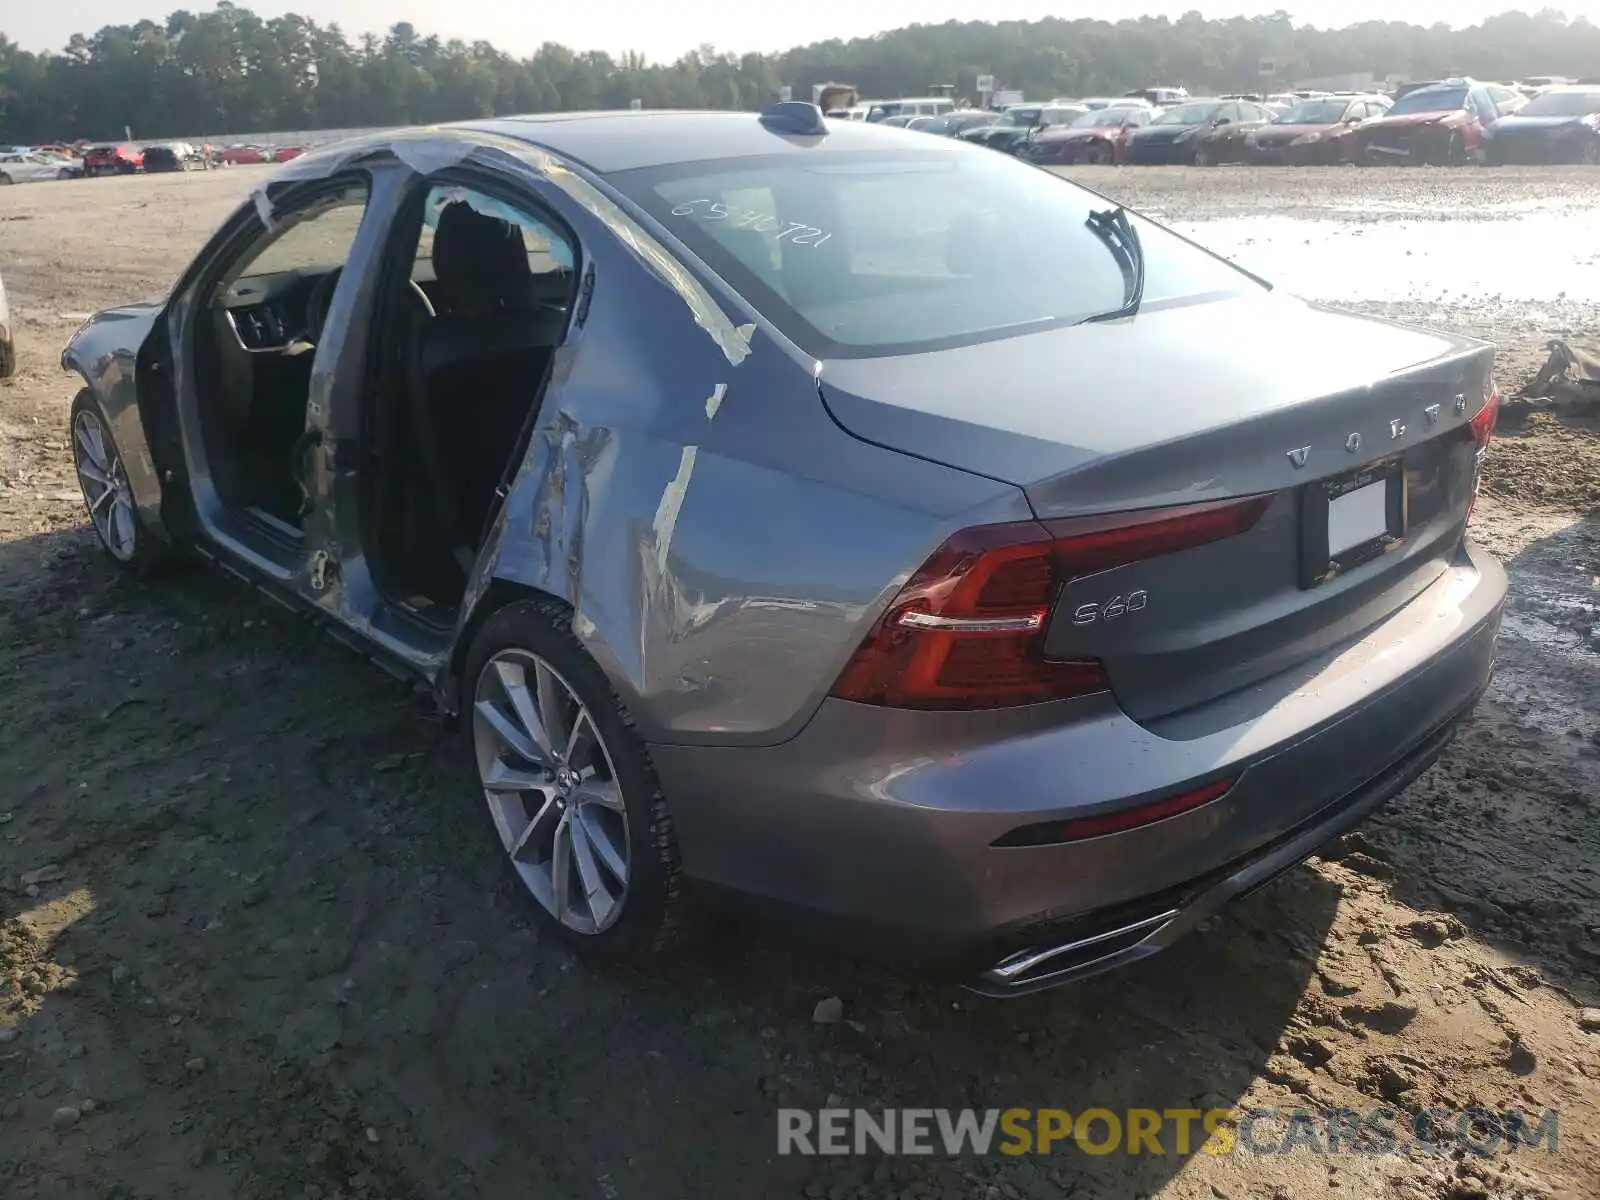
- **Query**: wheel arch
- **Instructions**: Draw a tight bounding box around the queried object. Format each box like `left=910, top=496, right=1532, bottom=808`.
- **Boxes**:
left=444, top=579, right=575, bottom=720
left=61, top=305, right=192, bottom=546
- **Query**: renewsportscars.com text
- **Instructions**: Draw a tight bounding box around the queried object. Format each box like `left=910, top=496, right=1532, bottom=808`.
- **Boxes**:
left=777, top=1107, right=1559, bottom=1158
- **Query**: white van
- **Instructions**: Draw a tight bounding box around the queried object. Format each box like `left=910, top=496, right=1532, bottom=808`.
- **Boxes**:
left=866, top=97, right=956, bottom=122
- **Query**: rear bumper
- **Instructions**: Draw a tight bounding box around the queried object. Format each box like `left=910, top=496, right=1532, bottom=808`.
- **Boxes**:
left=651, top=540, right=1506, bottom=988
left=1486, top=134, right=1595, bottom=164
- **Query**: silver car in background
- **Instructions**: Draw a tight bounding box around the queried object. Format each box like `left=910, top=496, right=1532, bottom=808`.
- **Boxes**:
left=61, top=107, right=1506, bottom=996
left=0, top=150, right=83, bottom=184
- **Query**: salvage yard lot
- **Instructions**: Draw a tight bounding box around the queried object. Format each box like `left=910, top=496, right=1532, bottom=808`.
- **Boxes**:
left=1, top=164, right=1598, bottom=1200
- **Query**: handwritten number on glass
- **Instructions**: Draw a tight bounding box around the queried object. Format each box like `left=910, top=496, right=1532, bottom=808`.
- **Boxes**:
left=670, top=199, right=831, bottom=246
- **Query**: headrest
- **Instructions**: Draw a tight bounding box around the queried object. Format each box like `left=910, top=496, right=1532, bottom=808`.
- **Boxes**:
left=431, top=201, right=533, bottom=313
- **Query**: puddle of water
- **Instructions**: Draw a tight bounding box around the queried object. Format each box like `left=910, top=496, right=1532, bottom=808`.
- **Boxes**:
left=1170, top=212, right=1600, bottom=305
left=1324, top=196, right=1588, bottom=218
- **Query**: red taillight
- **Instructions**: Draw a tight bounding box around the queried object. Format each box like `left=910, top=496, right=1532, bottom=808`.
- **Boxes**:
left=1466, top=380, right=1500, bottom=521
left=1469, top=382, right=1500, bottom=450
left=993, top=776, right=1237, bottom=846
left=829, top=495, right=1270, bottom=710
left=1040, top=494, right=1272, bottom=578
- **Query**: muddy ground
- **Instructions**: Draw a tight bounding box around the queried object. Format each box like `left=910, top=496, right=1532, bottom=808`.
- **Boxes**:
left=0, top=164, right=1597, bottom=1200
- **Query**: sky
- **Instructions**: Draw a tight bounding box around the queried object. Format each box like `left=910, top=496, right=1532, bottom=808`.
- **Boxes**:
left=8, top=2, right=1600, bottom=61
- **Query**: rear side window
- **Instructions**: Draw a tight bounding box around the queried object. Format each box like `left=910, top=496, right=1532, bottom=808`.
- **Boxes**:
left=614, top=149, right=1262, bottom=359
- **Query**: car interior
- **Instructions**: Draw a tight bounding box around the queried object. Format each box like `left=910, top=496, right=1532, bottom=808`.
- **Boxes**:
left=193, top=182, right=371, bottom=531
left=192, top=179, right=576, bottom=624
left=364, top=185, right=577, bottom=622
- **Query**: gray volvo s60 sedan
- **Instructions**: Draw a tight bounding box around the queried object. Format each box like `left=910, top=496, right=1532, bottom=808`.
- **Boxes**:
left=61, top=104, right=1506, bottom=995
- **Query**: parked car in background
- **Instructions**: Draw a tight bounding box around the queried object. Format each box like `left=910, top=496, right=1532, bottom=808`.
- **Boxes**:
left=218, top=145, right=269, bottom=165
left=960, top=104, right=1086, bottom=155
left=1075, top=96, right=1153, bottom=112
left=141, top=143, right=204, bottom=172
left=1024, top=106, right=1154, bottom=165
left=923, top=111, right=1000, bottom=137
left=1244, top=94, right=1393, bottom=164
left=866, top=97, right=956, bottom=122
left=1483, top=85, right=1600, bottom=163
left=1125, top=99, right=1273, bottom=164
left=83, top=143, right=143, bottom=176
left=1124, top=86, right=1189, bottom=105
left=0, top=150, right=84, bottom=183
left=273, top=145, right=306, bottom=162
left=1356, top=79, right=1525, bottom=164
left=0, top=268, right=11, bottom=379
left=59, top=109, right=1507, bottom=994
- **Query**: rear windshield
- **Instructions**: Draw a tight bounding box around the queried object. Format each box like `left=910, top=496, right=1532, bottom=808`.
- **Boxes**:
left=1074, top=110, right=1135, bottom=127
left=1152, top=103, right=1221, bottom=126
left=1278, top=100, right=1349, bottom=124
left=1389, top=87, right=1468, bottom=115
left=611, top=149, right=1263, bottom=358
left=1520, top=90, right=1600, bottom=116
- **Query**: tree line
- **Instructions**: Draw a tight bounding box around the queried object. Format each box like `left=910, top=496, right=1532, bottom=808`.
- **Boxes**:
left=2, top=4, right=1598, bottom=144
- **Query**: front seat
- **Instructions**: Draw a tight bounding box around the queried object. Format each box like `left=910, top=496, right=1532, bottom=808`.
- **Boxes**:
left=406, top=201, right=566, bottom=572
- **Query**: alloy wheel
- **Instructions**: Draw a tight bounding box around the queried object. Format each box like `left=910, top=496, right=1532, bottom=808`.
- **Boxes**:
left=472, top=649, right=631, bottom=934
left=72, top=408, right=138, bottom=562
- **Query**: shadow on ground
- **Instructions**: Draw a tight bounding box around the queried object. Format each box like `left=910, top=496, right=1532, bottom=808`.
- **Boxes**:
left=0, top=525, right=1349, bottom=1199
left=1348, top=512, right=1600, bottom=1003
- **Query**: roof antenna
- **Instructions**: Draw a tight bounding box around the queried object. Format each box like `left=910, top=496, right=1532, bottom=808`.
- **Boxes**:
left=759, top=101, right=828, bottom=136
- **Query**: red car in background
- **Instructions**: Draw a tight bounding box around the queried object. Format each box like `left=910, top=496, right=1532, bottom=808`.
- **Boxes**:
left=273, top=145, right=305, bottom=162
left=1355, top=79, right=1526, bottom=165
left=1244, top=94, right=1393, bottom=164
left=217, top=145, right=268, bottom=165
left=82, top=144, right=143, bottom=176
left=1023, top=106, right=1154, bottom=165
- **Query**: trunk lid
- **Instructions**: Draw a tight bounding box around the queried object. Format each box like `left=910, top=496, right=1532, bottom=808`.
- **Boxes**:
left=818, top=291, right=1495, bottom=723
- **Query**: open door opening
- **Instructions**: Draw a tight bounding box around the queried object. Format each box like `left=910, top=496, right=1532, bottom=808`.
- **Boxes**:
left=362, top=182, right=578, bottom=625
left=192, top=180, right=371, bottom=534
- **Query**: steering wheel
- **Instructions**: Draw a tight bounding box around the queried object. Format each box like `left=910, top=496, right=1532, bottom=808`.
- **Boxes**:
left=305, top=269, right=434, bottom=343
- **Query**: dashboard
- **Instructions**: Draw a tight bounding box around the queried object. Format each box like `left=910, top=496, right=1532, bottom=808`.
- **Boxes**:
left=221, top=268, right=328, bottom=352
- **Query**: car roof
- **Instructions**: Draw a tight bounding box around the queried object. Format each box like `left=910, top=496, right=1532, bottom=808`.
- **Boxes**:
left=461, top=110, right=973, bottom=173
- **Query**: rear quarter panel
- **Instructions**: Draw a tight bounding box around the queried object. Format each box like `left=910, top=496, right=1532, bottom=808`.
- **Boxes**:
left=464, top=153, right=1032, bottom=747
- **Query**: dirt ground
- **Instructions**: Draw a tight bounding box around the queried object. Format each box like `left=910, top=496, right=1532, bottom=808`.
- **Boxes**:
left=1, top=164, right=1598, bottom=1200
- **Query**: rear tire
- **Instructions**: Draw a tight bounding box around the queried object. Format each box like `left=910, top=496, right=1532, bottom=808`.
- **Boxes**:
left=0, top=332, right=14, bottom=380
left=1581, top=139, right=1600, bottom=165
left=1192, top=145, right=1211, bottom=166
left=462, top=597, right=688, bottom=959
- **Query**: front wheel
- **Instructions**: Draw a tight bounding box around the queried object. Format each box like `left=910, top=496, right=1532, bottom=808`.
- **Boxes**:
left=0, top=173, right=12, bottom=186
left=69, top=390, right=168, bottom=572
left=463, top=598, right=688, bottom=957
left=1581, top=138, right=1600, bottom=165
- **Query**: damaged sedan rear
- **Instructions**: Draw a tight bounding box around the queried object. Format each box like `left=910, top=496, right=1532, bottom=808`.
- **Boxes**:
left=60, top=106, right=1506, bottom=996
left=1355, top=79, right=1525, bottom=165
